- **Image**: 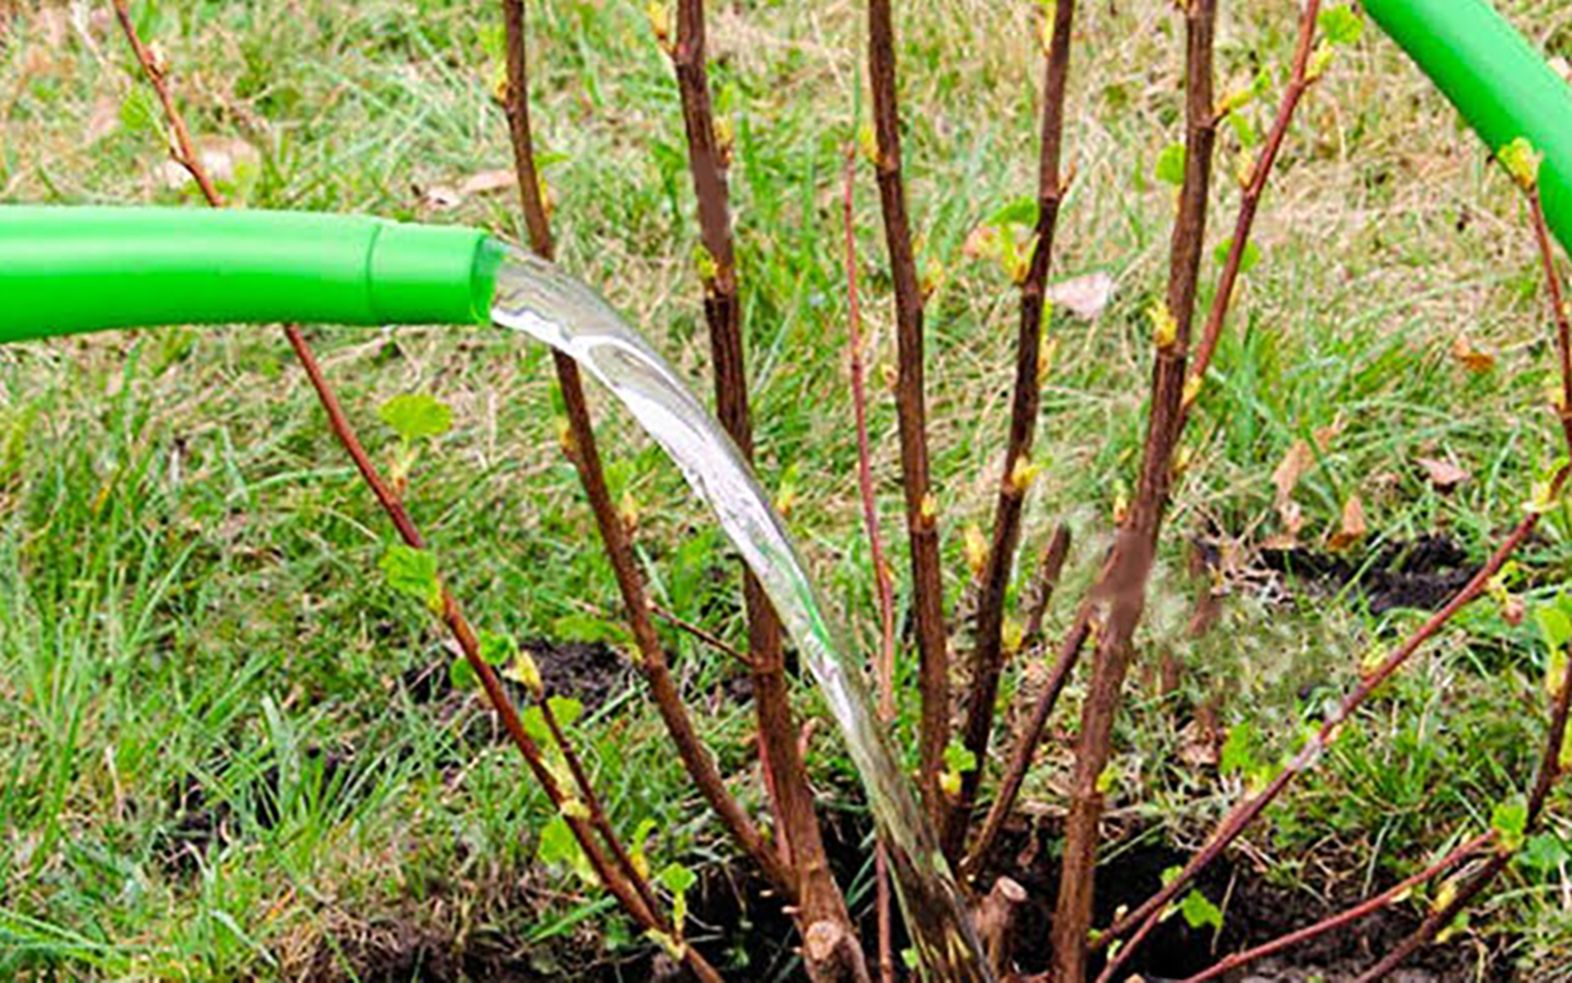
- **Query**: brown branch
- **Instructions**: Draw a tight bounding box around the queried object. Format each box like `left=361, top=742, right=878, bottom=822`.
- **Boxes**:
left=1185, top=0, right=1322, bottom=400
left=842, top=152, right=898, bottom=983
left=1179, top=831, right=1495, bottom=983
left=867, top=0, right=951, bottom=825
left=667, top=2, right=866, bottom=977
left=1021, top=525, right=1073, bottom=649
left=1050, top=3, right=1219, bottom=979
left=964, top=609, right=1090, bottom=877
left=111, top=5, right=719, bottom=977
left=947, top=0, right=1079, bottom=862
left=500, top=0, right=796, bottom=908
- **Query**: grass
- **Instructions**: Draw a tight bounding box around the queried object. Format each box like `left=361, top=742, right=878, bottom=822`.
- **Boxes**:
left=4, top=0, right=1572, bottom=978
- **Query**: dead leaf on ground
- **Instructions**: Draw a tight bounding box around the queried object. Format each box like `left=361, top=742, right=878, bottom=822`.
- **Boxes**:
left=1451, top=335, right=1497, bottom=374
left=459, top=168, right=516, bottom=196
left=419, top=184, right=464, bottom=209
left=1177, top=718, right=1220, bottom=768
left=1046, top=271, right=1115, bottom=320
left=1329, top=493, right=1367, bottom=551
left=1416, top=456, right=1470, bottom=492
left=1272, top=440, right=1312, bottom=507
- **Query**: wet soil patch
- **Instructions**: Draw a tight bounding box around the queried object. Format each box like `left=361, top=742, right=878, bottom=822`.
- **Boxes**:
left=1260, top=534, right=1480, bottom=614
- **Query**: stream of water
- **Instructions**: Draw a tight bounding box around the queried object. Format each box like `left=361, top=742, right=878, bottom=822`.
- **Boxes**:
left=489, top=249, right=993, bottom=981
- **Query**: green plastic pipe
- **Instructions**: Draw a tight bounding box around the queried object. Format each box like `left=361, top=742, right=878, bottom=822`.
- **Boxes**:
left=1, top=0, right=1570, bottom=345
left=0, top=207, right=501, bottom=342
left=1365, top=0, right=1572, bottom=249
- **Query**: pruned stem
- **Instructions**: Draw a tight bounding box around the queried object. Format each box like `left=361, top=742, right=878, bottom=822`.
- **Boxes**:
left=947, top=0, right=1079, bottom=862
left=867, top=0, right=951, bottom=823
left=500, top=0, right=795, bottom=907
left=1050, top=3, right=1218, bottom=978
left=667, top=2, right=866, bottom=977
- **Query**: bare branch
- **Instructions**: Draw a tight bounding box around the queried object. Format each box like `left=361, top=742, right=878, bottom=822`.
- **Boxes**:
left=948, top=0, right=1079, bottom=861
left=1051, top=2, right=1218, bottom=977
left=867, top=0, right=951, bottom=823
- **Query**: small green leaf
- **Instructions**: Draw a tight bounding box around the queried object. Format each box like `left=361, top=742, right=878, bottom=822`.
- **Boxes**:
left=1213, top=238, right=1262, bottom=274
left=901, top=949, right=920, bottom=971
left=537, top=814, right=595, bottom=883
left=1499, top=137, right=1542, bottom=190
left=479, top=630, right=518, bottom=667
left=1179, top=889, right=1224, bottom=932
left=1491, top=798, right=1528, bottom=853
left=1220, top=722, right=1257, bottom=777
left=1535, top=603, right=1572, bottom=650
left=449, top=657, right=478, bottom=689
left=1317, top=6, right=1364, bottom=46
left=378, top=393, right=453, bottom=442
left=1155, top=142, right=1187, bottom=187
left=943, top=739, right=978, bottom=775
left=1517, top=832, right=1569, bottom=872
left=548, top=695, right=584, bottom=729
left=657, top=862, right=698, bottom=895
left=988, top=196, right=1040, bottom=229
left=1226, top=109, right=1261, bottom=149
left=379, top=544, right=441, bottom=612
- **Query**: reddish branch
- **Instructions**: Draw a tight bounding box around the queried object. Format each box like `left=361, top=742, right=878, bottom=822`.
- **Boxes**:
left=1352, top=185, right=1572, bottom=983
left=112, top=4, right=719, bottom=978
left=1051, top=2, right=1218, bottom=979
left=842, top=153, right=898, bottom=983
left=499, top=0, right=795, bottom=906
left=1185, top=0, right=1323, bottom=399
left=1102, top=174, right=1572, bottom=979
left=867, top=0, right=951, bottom=823
left=667, top=2, right=866, bottom=977
left=1179, top=831, right=1495, bottom=983
left=947, top=0, right=1079, bottom=862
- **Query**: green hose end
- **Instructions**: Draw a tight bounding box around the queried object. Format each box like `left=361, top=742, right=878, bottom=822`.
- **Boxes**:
left=368, top=220, right=498, bottom=327
left=0, top=207, right=498, bottom=342
left=1366, top=0, right=1572, bottom=251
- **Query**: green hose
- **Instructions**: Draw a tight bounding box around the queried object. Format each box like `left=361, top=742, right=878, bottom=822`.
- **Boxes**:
left=0, top=0, right=1568, bottom=345
left=0, top=207, right=501, bottom=342
left=1365, top=0, right=1572, bottom=249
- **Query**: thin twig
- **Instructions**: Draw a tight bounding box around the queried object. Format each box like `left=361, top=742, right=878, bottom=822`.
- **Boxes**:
left=1184, top=0, right=1323, bottom=403
left=111, top=5, right=717, bottom=977
left=1355, top=186, right=1572, bottom=982
left=650, top=602, right=752, bottom=666
left=667, top=1, right=865, bottom=975
left=1052, top=3, right=1218, bottom=978
left=948, top=0, right=1079, bottom=862
left=1179, top=831, right=1495, bottom=983
left=868, top=0, right=951, bottom=824
left=500, top=0, right=795, bottom=905
left=1095, top=480, right=1564, bottom=971
left=842, top=151, right=898, bottom=983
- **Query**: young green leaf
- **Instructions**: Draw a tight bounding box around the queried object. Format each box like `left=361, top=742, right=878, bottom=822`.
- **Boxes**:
left=1317, top=6, right=1364, bottom=47
left=1517, top=832, right=1569, bottom=872
left=1155, top=142, right=1187, bottom=187
left=1219, top=721, right=1258, bottom=777
left=1499, top=137, right=1542, bottom=190
left=1179, top=889, right=1225, bottom=932
left=1213, top=237, right=1262, bottom=274
left=1491, top=798, right=1528, bottom=853
left=449, top=657, right=478, bottom=690
left=479, top=630, right=518, bottom=667
left=379, top=543, right=441, bottom=612
left=378, top=393, right=453, bottom=442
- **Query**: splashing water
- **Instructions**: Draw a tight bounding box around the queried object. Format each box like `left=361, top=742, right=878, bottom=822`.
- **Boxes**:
left=490, top=249, right=993, bottom=981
